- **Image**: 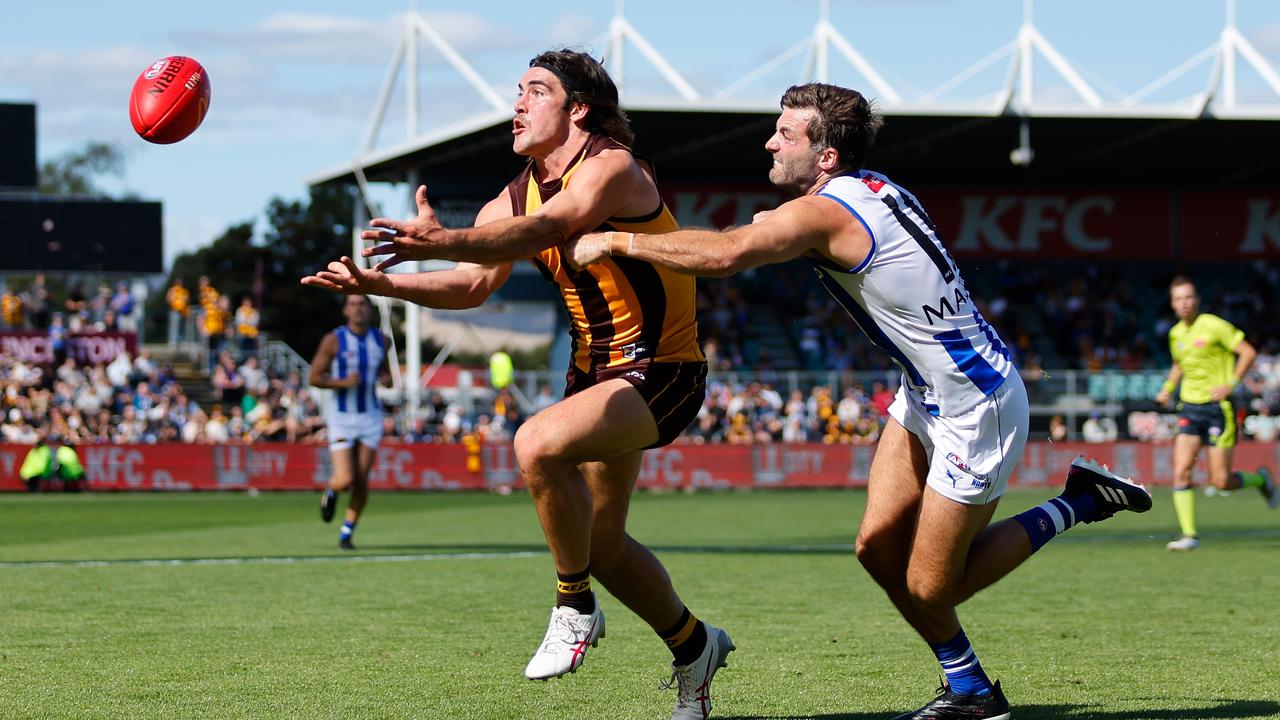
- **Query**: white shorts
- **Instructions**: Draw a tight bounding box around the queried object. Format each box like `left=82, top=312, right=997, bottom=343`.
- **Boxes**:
left=888, top=371, right=1029, bottom=505
left=327, top=413, right=383, bottom=452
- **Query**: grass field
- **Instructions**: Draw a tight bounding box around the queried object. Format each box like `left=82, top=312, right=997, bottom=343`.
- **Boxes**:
left=2, top=487, right=1279, bottom=720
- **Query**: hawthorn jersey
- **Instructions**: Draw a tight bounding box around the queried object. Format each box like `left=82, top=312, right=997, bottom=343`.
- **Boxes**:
left=327, top=325, right=385, bottom=418
left=507, top=134, right=704, bottom=373
left=811, top=171, right=1014, bottom=417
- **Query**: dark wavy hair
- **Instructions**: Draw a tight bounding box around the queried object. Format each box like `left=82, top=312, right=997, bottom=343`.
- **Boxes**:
left=780, top=83, right=883, bottom=171
left=529, top=49, right=634, bottom=147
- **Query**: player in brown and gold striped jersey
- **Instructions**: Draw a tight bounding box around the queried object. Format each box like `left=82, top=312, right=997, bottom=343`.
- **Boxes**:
left=303, top=49, right=731, bottom=719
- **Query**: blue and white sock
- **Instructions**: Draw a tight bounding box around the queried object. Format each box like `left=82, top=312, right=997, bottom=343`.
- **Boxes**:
left=339, top=520, right=356, bottom=542
left=1012, top=494, right=1096, bottom=553
left=931, top=629, right=993, bottom=696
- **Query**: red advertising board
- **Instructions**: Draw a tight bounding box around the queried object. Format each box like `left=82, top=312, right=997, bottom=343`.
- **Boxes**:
left=0, top=330, right=138, bottom=365
left=1181, top=191, right=1280, bottom=260
left=4, top=441, right=1276, bottom=492
left=659, top=186, right=1174, bottom=259
left=915, top=188, right=1172, bottom=259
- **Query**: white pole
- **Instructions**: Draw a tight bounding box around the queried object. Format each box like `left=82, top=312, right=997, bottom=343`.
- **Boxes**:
left=404, top=187, right=422, bottom=426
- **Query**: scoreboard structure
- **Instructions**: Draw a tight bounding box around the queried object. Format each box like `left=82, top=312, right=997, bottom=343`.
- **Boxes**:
left=0, top=102, right=162, bottom=274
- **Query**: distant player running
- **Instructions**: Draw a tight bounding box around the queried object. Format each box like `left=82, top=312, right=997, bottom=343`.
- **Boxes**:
left=567, top=82, right=1152, bottom=720
left=1156, top=276, right=1277, bottom=552
left=308, top=294, right=388, bottom=550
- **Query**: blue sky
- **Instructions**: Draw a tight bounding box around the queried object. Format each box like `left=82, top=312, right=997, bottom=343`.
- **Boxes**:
left=4, top=0, right=1280, bottom=270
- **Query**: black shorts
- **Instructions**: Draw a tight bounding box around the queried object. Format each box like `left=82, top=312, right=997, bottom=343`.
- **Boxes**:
left=1177, top=400, right=1236, bottom=449
left=565, top=360, right=707, bottom=449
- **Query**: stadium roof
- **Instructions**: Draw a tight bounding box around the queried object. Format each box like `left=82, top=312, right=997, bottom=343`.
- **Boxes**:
left=308, top=1, right=1280, bottom=191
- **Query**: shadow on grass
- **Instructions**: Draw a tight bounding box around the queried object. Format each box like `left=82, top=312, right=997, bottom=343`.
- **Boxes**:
left=720, top=699, right=1280, bottom=720
left=365, top=542, right=855, bottom=555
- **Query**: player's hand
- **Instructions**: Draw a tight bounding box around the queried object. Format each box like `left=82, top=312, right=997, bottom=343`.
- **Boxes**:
left=360, top=185, right=448, bottom=271
left=339, top=372, right=362, bottom=389
left=301, top=256, right=391, bottom=296
left=752, top=210, right=775, bottom=223
left=1155, top=389, right=1171, bottom=407
left=564, top=232, right=610, bottom=271
left=1209, top=383, right=1234, bottom=402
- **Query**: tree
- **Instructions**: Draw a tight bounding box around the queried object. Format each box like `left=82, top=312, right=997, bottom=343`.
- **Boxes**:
left=38, top=142, right=126, bottom=196
left=147, top=184, right=357, bottom=355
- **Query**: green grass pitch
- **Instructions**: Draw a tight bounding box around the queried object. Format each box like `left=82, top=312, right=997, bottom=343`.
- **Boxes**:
left=2, top=488, right=1278, bottom=719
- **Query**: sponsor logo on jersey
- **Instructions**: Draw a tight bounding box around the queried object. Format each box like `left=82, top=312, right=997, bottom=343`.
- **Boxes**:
left=860, top=176, right=886, bottom=193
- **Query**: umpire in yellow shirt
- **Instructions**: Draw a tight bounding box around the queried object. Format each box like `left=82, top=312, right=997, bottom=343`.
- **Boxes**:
left=1156, top=276, right=1278, bottom=551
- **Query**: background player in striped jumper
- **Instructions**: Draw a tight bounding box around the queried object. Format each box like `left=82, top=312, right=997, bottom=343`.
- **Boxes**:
left=1156, top=276, right=1277, bottom=552
left=307, top=294, right=388, bottom=550
left=567, top=82, right=1152, bottom=720
left=303, top=49, right=730, bottom=720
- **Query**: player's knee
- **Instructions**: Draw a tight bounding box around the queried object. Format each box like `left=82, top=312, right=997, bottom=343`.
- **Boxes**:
left=854, top=530, right=896, bottom=576
left=330, top=473, right=353, bottom=491
left=514, top=422, right=566, bottom=474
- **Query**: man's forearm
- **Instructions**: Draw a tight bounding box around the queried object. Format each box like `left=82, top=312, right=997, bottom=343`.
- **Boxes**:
left=613, top=229, right=742, bottom=277
left=385, top=270, right=486, bottom=310
left=434, top=215, right=566, bottom=264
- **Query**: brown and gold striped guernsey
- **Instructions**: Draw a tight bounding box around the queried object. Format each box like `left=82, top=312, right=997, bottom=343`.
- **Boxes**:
left=507, top=134, right=704, bottom=373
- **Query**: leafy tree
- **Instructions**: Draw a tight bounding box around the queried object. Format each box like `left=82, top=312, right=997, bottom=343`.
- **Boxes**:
left=147, top=184, right=357, bottom=355
left=39, top=142, right=126, bottom=196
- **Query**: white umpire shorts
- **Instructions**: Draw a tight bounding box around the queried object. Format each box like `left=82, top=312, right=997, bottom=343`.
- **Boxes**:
left=888, top=371, right=1029, bottom=506
left=327, top=413, right=383, bottom=452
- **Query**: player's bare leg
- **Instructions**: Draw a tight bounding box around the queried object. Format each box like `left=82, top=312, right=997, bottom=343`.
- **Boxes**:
left=517, top=379, right=732, bottom=704
left=320, top=445, right=355, bottom=523
left=337, top=443, right=375, bottom=550
left=855, top=419, right=933, bottom=638
left=581, top=454, right=734, bottom=718
left=581, top=455, right=683, bottom=630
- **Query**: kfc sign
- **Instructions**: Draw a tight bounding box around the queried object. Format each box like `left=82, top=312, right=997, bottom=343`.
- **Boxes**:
left=1182, top=192, right=1280, bottom=259
left=918, top=188, right=1171, bottom=258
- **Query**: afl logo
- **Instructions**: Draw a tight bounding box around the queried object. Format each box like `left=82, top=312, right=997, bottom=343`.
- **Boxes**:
left=144, top=59, right=168, bottom=80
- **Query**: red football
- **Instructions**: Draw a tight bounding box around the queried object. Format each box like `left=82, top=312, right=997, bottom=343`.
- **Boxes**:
left=129, top=55, right=211, bottom=144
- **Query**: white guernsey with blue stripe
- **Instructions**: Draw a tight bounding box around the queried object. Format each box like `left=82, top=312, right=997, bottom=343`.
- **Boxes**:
left=812, top=171, right=1012, bottom=418
left=326, top=325, right=386, bottom=451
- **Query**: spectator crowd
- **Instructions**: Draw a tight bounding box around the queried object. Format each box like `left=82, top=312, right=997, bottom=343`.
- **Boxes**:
left=4, top=263, right=1280, bottom=448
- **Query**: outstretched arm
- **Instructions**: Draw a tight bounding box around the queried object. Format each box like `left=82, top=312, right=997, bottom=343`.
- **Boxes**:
left=565, top=195, right=869, bottom=277
left=359, top=152, right=648, bottom=268
left=302, top=196, right=514, bottom=310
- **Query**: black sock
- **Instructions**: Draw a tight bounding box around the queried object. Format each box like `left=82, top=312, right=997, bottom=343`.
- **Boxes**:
left=555, top=568, right=595, bottom=614
left=659, top=607, right=708, bottom=666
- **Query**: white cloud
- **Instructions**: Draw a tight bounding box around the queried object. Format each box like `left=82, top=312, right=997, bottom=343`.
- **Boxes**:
left=175, top=11, right=525, bottom=66
left=1252, top=21, right=1280, bottom=56
left=545, top=14, right=604, bottom=50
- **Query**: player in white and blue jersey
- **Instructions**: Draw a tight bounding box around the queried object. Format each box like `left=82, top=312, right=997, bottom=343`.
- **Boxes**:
left=307, top=294, right=388, bottom=550
left=567, top=83, right=1152, bottom=719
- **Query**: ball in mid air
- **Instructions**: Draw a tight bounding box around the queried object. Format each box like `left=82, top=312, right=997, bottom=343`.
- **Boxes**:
left=129, top=55, right=211, bottom=144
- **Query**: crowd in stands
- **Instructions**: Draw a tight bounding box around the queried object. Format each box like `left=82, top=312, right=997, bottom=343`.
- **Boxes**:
left=1, top=271, right=139, bottom=334
left=4, top=262, right=1280, bottom=447
left=165, top=276, right=260, bottom=370
left=0, top=350, right=325, bottom=447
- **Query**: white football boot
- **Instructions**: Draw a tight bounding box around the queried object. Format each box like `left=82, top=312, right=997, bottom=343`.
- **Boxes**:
left=667, top=624, right=735, bottom=720
left=523, top=604, right=605, bottom=680
left=1166, top=535, right=1201, bottom=552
